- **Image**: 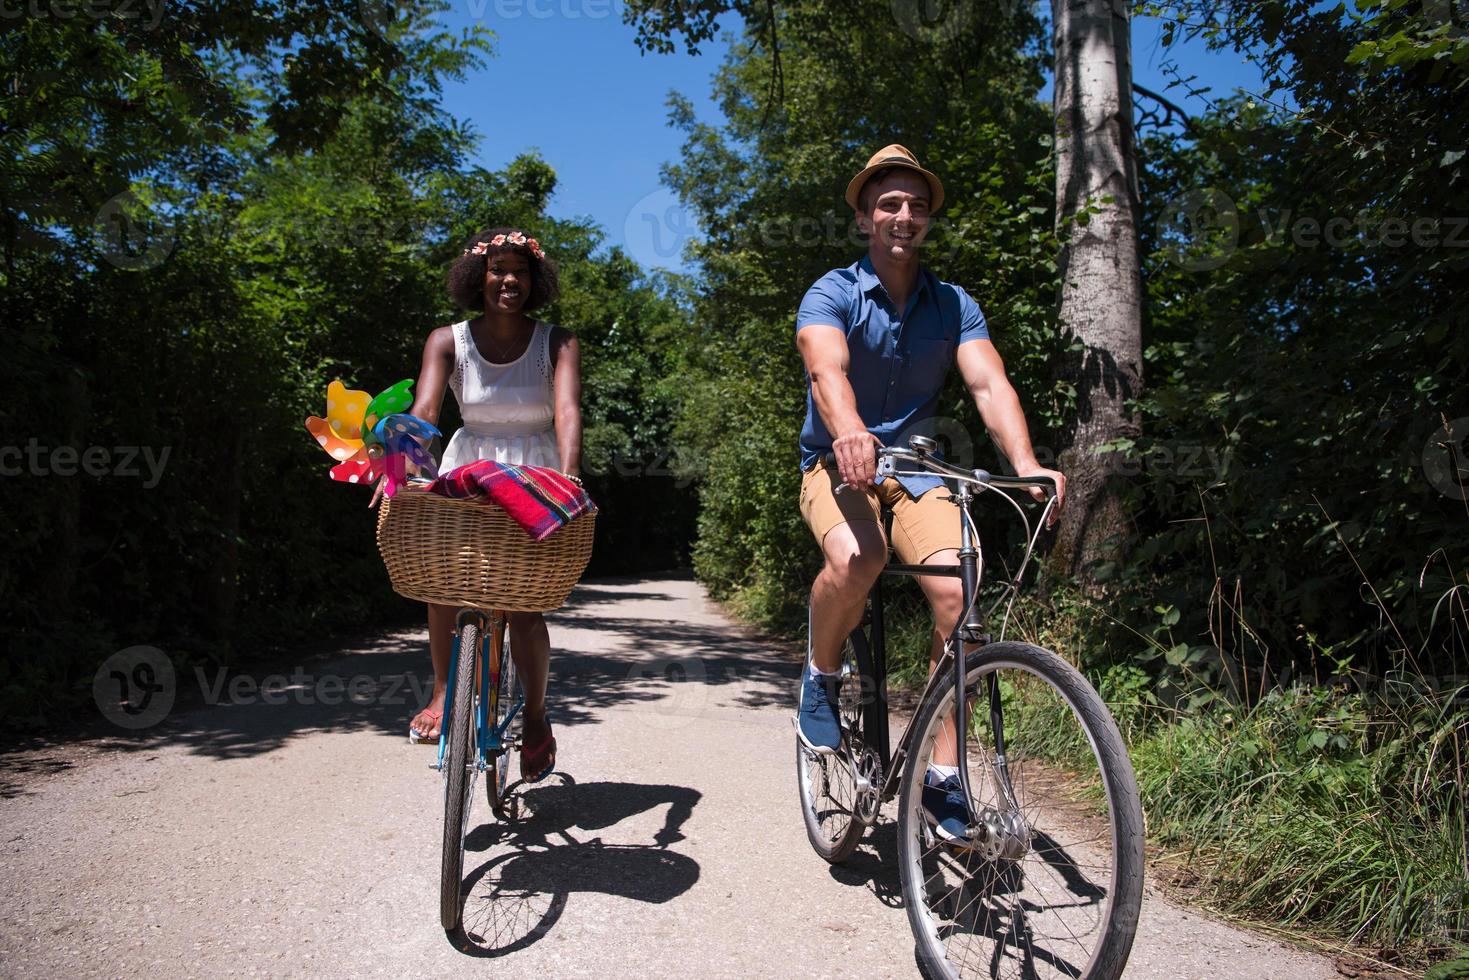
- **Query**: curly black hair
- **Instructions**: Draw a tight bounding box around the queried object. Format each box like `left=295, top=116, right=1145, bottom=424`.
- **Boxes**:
left=446, top=227, right=560, bottom=313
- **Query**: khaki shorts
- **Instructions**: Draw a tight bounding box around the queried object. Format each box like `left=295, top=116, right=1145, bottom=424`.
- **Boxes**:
left=799, top=461, right=960, bottom=564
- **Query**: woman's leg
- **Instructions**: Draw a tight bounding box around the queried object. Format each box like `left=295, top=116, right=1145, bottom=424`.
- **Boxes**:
left=412, top=602, right=456, bottom=738
left=507, top=611, right=550, bottom=721
left=507, top=611, right=554, bottom=777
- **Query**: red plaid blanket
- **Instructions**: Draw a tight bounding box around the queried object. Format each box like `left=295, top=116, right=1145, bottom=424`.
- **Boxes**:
left=428, top=461, right=596, bottom=541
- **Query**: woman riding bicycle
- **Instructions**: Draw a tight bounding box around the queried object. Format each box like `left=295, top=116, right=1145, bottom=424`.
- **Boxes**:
left=405, top=228, right=582, bottom=783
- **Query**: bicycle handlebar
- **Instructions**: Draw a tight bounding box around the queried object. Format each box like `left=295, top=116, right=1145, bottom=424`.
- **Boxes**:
left=819, top=443, right=1058, bottom=497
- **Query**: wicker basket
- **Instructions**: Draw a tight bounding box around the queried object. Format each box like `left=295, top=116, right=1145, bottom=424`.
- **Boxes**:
left=375, top=488, right=595, bottom=612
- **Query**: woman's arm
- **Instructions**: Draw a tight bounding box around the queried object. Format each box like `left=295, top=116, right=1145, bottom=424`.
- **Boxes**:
left=549, top=327, right=583, bottom=477
left=408, top=326, right=456, bottom=426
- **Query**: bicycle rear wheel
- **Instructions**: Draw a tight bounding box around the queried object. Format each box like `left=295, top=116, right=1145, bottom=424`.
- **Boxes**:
left=440, top=620, right=481, bottom=933
left=796, top=628, right=874, bottom=864
left=485, top=616, right=520, bottom=819
left=897, top=642, right=1144, bottom=980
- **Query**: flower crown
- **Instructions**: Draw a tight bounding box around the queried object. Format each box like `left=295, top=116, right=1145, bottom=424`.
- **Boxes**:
left=465, top=230, right=545, bottom=261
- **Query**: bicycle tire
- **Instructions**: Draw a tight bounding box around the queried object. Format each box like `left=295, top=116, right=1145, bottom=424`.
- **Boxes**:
left=796, top=628, right=874, bottom=864
left=897, top=642, right=1144, bottom=980
left=439, top=619, right=480, bottom=933
left=486, top=616, right=520, bottom=819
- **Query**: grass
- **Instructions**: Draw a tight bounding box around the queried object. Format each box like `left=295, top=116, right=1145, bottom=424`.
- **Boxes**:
left=1129, top=684, right=1467, bottom=958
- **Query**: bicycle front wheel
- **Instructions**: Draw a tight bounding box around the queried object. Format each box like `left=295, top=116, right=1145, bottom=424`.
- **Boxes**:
left=898, top=642, right=1144, bottom=980
left=485, top=615, right=520, bottom=819
left=795, top=629, right=874, bottom=864
left=440, top=619, right=480, bottom=933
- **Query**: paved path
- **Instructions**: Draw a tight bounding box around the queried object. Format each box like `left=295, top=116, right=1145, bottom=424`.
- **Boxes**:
left=0, top=577, right=1341, bottom=978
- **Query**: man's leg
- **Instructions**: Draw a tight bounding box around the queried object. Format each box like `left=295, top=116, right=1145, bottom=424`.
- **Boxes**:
left=891, top=486, right=979, bottom=842
left=915, top=550, right=966, bottom=768
left=798, top=463, right=885, bottom=750
left=800, top=520, right=887, bottom=751
left=810, top=519, right=888, bottom=672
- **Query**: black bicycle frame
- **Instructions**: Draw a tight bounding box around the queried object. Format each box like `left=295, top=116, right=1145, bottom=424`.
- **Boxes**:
left=865, top=487, right=996, bottom=811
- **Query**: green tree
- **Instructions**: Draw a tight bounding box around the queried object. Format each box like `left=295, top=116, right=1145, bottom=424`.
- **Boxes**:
left=0, top=7, right=694, bottom=722
left=1127, top=0, right=1468, bottom=680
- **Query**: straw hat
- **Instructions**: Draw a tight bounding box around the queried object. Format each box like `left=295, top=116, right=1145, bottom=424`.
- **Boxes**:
left=844, top=144, right=945, bottom=212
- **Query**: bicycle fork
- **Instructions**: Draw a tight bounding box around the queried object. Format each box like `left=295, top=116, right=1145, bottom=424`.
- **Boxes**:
left=952, top=485, right=1029, bottom=861
left=436, top=609, right=523, bottom=775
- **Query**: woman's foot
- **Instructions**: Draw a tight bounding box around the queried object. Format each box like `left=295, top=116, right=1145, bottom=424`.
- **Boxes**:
left=520, top=716, right=556, bottom=782
left=409, top=703, right=443, bottom=743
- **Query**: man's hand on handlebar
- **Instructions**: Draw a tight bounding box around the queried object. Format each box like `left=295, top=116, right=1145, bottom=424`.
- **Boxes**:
left=1020, top=466, right=1066, bottom=527
left=831, top=430, right=882, bottom=490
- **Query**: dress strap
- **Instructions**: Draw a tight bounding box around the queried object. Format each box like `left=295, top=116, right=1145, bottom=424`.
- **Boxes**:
left=450, top=320, right=469, bottom=392
left=537, top=321, right=555, bottom=384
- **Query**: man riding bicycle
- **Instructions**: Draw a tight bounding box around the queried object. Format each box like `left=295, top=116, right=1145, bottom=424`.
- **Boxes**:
left=795, top=144, right=1067, bottom=844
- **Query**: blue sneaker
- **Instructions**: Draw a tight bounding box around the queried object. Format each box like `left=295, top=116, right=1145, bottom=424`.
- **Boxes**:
left=922, top=775, right=973, bottom=844
left=797, top=670, right=843, bottom=753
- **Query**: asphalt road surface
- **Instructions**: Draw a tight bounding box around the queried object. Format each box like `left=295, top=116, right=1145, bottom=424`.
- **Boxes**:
left=1, top=576, right=1343, bottom=979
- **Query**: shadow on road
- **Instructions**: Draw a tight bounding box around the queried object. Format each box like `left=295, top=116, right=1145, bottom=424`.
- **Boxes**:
left=552, top=613, right=799, bottom=716
left=0, top=754, right=76, bottom=799
left=1, top=576, right=803, bottom=777
left=828, top=816, right=905, bottom=909
left=451, top=775, right=702, bottom=957
left=556, top=578, right=693, bottom=607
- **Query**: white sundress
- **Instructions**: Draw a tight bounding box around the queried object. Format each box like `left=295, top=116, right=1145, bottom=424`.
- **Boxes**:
left=439, top=319, right=560, bottom=473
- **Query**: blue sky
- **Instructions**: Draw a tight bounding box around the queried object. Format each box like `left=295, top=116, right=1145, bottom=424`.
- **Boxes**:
left=431, top=3, right=1267, bottom=271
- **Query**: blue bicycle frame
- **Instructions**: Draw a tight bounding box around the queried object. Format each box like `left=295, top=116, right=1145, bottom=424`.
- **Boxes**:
left=434, top=609, right=524, bottom=773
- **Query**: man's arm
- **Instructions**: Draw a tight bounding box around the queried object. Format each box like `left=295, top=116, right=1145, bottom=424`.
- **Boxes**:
left=956, top=339, right=1067, bottom=517
left=798, top=324, right=881, bottom=489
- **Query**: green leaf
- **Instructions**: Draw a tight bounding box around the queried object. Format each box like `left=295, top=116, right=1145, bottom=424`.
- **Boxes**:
left=1188, top=690, right=1216, bottom=709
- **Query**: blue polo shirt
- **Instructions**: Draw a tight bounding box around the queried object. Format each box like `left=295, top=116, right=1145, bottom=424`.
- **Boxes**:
left=797, top=255, right=989, bottom=495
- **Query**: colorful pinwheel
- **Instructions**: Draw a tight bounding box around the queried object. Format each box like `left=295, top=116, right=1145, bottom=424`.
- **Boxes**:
left=305, top=379, right=440, bottom=496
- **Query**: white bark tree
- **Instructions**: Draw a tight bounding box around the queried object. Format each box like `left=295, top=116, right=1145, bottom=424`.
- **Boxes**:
left=1051, top=0, right=1144, bottom=580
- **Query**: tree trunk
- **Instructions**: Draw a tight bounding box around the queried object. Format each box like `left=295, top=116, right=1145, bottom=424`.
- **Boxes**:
left=1051, top=0, right=1143, bottom=581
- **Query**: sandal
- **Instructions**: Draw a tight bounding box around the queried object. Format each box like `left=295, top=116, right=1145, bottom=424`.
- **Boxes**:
left=520, top=717, right=556, bottom=783
left=408, top=708, right=442, bottom=744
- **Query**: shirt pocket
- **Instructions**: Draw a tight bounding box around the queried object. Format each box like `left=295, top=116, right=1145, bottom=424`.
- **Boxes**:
left=904, top=336, right=955, bottom=396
